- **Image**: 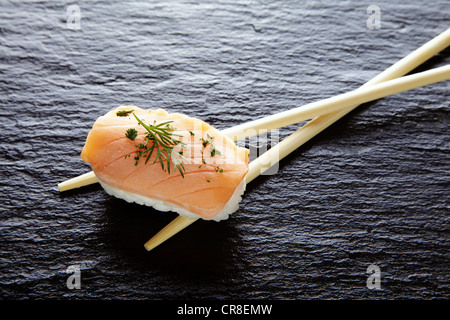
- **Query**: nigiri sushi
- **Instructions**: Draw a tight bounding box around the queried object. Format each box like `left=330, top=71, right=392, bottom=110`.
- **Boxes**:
left=80, top=106, right=249, bottom=221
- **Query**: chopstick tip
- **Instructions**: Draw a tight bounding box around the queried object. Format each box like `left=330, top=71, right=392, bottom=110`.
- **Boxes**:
left=144, top=240, right=158, bottom=252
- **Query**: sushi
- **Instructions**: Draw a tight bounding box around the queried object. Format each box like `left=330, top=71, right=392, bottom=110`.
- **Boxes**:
left=80, top=106, right=249, bottom=221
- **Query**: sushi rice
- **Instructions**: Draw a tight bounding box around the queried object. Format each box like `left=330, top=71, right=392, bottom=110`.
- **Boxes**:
left=98, top=178, right=246, bottom=222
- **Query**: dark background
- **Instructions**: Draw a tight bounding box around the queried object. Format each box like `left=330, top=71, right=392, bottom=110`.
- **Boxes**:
left=0, top=0, right=448, bottom=300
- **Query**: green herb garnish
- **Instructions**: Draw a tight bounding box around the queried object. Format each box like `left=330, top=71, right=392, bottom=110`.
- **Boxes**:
left=210, top=146, right=221, bottom=157
left=201, top=137, right=209, bottom=148
left=125, top=114, right=187, bottom=177
left=125, top=128, right=138, bottom=141
left=189, top=131, right=195, bottom=136
left=116, top=109, right=134, bottom=117
left=201, top=134, right=221, bottom=157
left=214, top=166, right=224, bottom=173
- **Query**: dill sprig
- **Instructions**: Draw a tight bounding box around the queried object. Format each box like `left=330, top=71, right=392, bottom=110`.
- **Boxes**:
left=126, top=113, right=187, bottom=178
left=116, top=109, right=134, bottom=117
left=125, top=128, right=138, bottom=141
left=197, top=133, right=223, bottom=174
left=200, top=134, right=222, bottom=157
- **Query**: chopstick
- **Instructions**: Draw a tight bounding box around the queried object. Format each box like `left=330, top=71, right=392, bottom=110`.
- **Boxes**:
left=222, top=64, right=450, bottom=140
left=58, top=171, right=98, bottom=192
left=58, top=63, right=450, bottom=192
left=143, top=28, right=450, bottom=252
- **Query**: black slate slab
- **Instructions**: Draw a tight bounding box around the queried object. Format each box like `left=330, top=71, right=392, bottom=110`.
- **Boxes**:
left=0, top=0, right=448, bottom=300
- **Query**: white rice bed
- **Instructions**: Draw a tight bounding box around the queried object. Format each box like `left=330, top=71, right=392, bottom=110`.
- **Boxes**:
left=97, top=178, right=246, bottom=222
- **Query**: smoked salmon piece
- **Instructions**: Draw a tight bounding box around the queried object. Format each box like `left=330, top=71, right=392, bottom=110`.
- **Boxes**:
left=80, top=106, right=249, bottom=221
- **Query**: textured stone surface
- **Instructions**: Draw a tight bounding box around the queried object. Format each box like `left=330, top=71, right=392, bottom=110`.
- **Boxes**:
left=0, top=0, right=448, bottom=299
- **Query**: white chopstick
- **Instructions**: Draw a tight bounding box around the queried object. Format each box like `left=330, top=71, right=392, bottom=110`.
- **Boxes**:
left=222, top=64, right=450, bottom=141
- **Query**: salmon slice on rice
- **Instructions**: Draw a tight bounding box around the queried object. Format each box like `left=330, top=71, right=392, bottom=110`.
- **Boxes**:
left=81, top=106, right=249, bottom=221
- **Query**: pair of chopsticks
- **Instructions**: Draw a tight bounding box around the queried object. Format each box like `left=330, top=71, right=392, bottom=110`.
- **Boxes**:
left=58, top=28, right=450, bottom=252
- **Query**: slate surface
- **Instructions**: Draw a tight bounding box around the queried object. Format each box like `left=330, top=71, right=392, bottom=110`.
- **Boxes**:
left=0, top=0, right=448, bottom=300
